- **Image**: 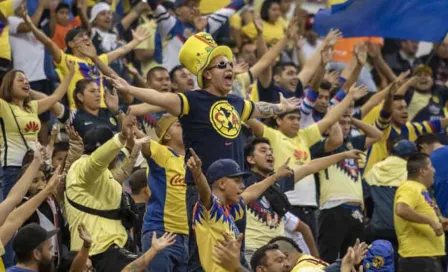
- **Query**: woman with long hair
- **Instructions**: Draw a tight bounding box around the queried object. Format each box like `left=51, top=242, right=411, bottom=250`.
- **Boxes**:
left=0, top=60, right=74, bottom=198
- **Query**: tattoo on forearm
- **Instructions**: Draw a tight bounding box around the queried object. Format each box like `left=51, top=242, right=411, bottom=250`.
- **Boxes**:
left=255, top=102, right=282, bottom=118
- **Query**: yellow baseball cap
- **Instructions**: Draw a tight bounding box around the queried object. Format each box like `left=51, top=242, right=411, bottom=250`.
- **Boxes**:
left=156, top=115, right=178, bottom=143
left=179, top=32, right=233, bottom=89
left=413, top=64, right=433, bottom=76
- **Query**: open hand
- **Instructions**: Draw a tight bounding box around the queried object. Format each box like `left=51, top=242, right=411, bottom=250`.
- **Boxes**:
left=66, top=126, right=83, bottom=143
left=78, top=223, right=93, bottom=246
left=324, top=71, right=340, bottom=88
left=132, top=25, right=152, bottom=43
left=34, top=142, right=47, bottom=165
left=151, top=232, right=177, bottom=252
left=321, top=46, right=334, bottom=64
left=46, top=168, right=62, bottom=193
left=279, top=93, right=300, bottom=113
left=213, top=233, right=243, bottom=272
left=187, top=148, right=203, bottom=182
left=324, top=28, right=342, bottom=46
left=367, top=42, right=381, bottom=59
left=348, top=84, right=368, bottom=100
left=134, top=136, right=151, bottom=147
left=234, top=61, right=249, bottom=75
left=253, top=13, right=263, bottom=34
left=355, top=42, right=367, bottom=65
left=352, top=239, right=368, bottom=265
left=286, top=16, right=300, bottom=40
left=104, top=88, right=119, bottom=113
left=106, top=75, right=131, bottom=94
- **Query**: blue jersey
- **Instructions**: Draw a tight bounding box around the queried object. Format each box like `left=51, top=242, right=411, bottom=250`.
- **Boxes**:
left=178, top=90, right=254, bottom=184
left=431, top=146, right=448, bottom=217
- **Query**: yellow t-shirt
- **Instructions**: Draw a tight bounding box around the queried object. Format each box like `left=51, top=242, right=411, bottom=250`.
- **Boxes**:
left=291, top=254, right=328, bottom=271
left=262, top=124, right=322, bottom=170
left=193, top=195, right=245, bottom=272
left=0, top=0, right=18, bottom=61
left=0, top=239, right=4, bottom=272
left=146, top=141, right=188, bottom=234
left=65, top=135, right=127, bottom=255
left=199, top=0, right=230, bottom=14
left=0, top=100, right=40, bottom=167
left=241, top=21, right=285, bottom=46
left=55, top=51, right=108, bottom=109
left=135, top=19, right=158, bottom=77
left=394, top=180, right=445, bottom=257
left=407, top=91, right=432, bottom=121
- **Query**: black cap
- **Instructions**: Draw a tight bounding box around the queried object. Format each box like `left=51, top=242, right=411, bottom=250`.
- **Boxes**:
left=13, top=223, right=59, bottom=253
left=55, top=2, right=70, bottom=13
left=206, top=159, right=251, bottom=185
left=83, top=125, right=115, bottom=154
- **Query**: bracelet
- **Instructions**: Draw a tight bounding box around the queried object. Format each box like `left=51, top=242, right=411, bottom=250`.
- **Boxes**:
left=83, top=243, right=92, bottom=249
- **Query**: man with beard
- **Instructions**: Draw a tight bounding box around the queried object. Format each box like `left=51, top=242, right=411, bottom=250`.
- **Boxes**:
left=364, top=80, right=448, bottom=176
left=8, top=223, right=58, bottom=272
left=250, top=243, right=291, bottom=272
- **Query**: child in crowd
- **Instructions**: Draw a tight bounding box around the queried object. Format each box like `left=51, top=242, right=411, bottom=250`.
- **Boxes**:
left=51, top=1, right=87, bottom=50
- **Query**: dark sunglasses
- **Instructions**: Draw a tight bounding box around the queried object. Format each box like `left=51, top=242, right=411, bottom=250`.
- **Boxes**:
left=208, top=61, right=234, bottom=70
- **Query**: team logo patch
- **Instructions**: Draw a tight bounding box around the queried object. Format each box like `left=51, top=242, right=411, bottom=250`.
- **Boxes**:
left=209, top=101, right=241, bottom=139
left=24, top=121, right=40, bottom=133
left=110, top=117, right=117, bottom=126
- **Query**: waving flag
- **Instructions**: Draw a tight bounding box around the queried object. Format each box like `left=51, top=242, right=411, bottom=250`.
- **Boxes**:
left=314, top=0, right=448, bottom=42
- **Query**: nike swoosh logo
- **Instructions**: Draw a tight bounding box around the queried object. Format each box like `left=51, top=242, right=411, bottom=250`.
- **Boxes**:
left=84, top=122, right=93, bottom=125
left=225, top=142, right=232, bottom=146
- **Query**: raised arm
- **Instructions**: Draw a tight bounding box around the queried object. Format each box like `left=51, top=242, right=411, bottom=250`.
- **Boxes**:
left=368, top=43, right=397, bottom=84
left=206, top=0, right=247, bottom=34
left=149, top=2, right=176, bottom=41
left=13, top=0, right=47, bottom=34
left=107, top=25, right=151, bottom=63
left=341, top=43, right=366, bottom=92
left=0, top=170, right=61, bottom=246
left=129, top=103, right=165, bottom=117
left=252, top=14, right=271, bottom=88
left=22, top=6, right=62, bottom=63
left=350, top=117, right=382, bottom=148
left=69, top=223, right=92, bottom=272
left=250, top=94, right=301, bottom=119
left=323, top=122, right=343, bottom=152
left=242, top=159, right=293, bottom=204
left=0, top=147, right=45, bottom=225
left=108, top=75, right=181, bottom=116
left=187, top=149, right=212, bottom=210
left=293, top=150, right=362, bottom=182
left=120, top=2, right=150, bottom=31
left=316, top=85, right=367, bottom=135
left=121, top=232, right=176, bottom=272
left=37, top=60, right=74, bottom=114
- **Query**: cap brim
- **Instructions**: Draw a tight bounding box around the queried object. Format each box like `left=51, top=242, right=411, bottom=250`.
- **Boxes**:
left=197, top=45, right=233, bottom=89
left=227, top=171, right=252, bottom=179
left=46, top=228, right=59, bottom=240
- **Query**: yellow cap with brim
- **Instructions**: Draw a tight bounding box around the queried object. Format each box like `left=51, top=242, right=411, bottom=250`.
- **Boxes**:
left=156, top=115, right=178, bottom=143
left=179, top=32, right=233, bottom=89
left=413, top=64, right=433, bottom=76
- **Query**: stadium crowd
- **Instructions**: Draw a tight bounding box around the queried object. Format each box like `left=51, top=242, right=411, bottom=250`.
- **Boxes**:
left=0, top=0, right=447, bottom=271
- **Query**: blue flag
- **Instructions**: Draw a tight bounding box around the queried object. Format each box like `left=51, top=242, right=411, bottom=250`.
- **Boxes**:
left=314, top=0, right=448, bottom=42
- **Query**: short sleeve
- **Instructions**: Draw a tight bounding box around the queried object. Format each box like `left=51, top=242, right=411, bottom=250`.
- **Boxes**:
left=178, top=92, right=190, bottom=117
left=29, top=100, right=39, bottom=115
left=309, top=138, right=326, bottom=158
left=99, top=54, right=109, bottom=66
left=229, top=197, right=245, bottom=221
left=299, top=123, right=323, bottom=147
left=149, top=140, right=171, bottom=167
left=395, top=184, right=419, bottom=209
left=262, top=125, right=280, bottom=145
left=241, top=100, right=254, bottom=121
left=55, top=50, right=69, bottom=73
left=7, top=16, right=22, bottom=34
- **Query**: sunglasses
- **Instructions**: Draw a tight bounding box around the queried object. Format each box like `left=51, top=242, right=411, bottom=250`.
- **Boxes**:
left=208, top=61, right=234, bottom=70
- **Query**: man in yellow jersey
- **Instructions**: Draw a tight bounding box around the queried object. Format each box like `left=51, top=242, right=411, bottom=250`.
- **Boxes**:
left=65, top=114, right=139, bottom=271
left=364, top=82, right=448, bottom=177
left=394, top=153, right=447, bottom=272
left=270, top=236, right=328, bottom=271
left=24, top=11, right=150, bottom=109
left=140, top=115, right=189, bottom=271
left=0, top=0, right=21, bottom=81
left=250, top=243, right=291, bottom=272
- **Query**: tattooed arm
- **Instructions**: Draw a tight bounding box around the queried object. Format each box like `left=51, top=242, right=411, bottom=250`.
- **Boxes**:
left=250, top=95, right=300, bottom=119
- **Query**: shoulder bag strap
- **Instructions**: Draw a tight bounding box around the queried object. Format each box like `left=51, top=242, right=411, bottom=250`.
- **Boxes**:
left=8, top=103, right=31, bottom=151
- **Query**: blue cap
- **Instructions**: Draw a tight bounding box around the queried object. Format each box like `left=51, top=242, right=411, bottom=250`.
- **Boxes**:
left=391, top=139, right=417, bottom=157
left=363, top=240, right=394, bottom=272
left=206, top=159, right=251, bottom=184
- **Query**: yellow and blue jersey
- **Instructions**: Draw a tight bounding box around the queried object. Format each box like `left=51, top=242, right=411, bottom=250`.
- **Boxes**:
left=142, top=141, right=188, bottom=235
left=193, top=195, right=245, bottom=272
left=364, top=109, right=442, bottom=176
left=177, top=90, right=254, bottom=184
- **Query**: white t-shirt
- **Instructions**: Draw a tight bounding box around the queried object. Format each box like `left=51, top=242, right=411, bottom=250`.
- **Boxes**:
left=8, top=16, right=46, bottom=82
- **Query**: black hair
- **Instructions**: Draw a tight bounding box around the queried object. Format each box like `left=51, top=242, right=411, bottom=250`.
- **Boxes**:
left=319, top=80, right=332, bottom=91
left=83, top=125, right=115, bottom=155
left=146, top=66, right=169, bottom=82
left=170, top=65, right=185, bottom=81
left=393, top=94, right=406, bottom=101
left=250, top=243, right=280, bottom=271
left=260, top=0, right=280, bottom=22
left=15, top=249, right=35, bottom=264
left=407, top=153, right=430, bottom=180
left=55, top=2, right=70, bottom=13
left=273, top=62, right=298, bottom=76
left=129, top=169, right=148, bottom=194
left=268, top=236, right=303, bottom=253
left=277, top=108, right=300, bottom=119
left=73, top=78, right=96, bottom=110
left=416, top=133, right=441, bottom=152
left=244, top=137, right=271, bottom=167
left=52, top=142, right=69, bottom=159
left=161, top=1, right=174, bottom=12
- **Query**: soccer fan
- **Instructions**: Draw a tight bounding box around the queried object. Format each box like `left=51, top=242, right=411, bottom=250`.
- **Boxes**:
left=170, top=65, right=195, bottom=93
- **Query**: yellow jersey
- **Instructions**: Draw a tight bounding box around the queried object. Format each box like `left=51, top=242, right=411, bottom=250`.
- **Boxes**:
left=65, top=135, right=127, bottom=255
left=291, top=254, right=328, bottom=271
left=143, top=141, right=188, bottom=235
left=55, top=51, right=108, bottom=110
left=394, top=180, right=445, bottom=257
left=241, top=20, right=285, bottom=46
left=0, top=100, right=40, bottom=167
left=193, top=195, right=245, bottom=272
left=0, top=0, right=19, bottom=61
